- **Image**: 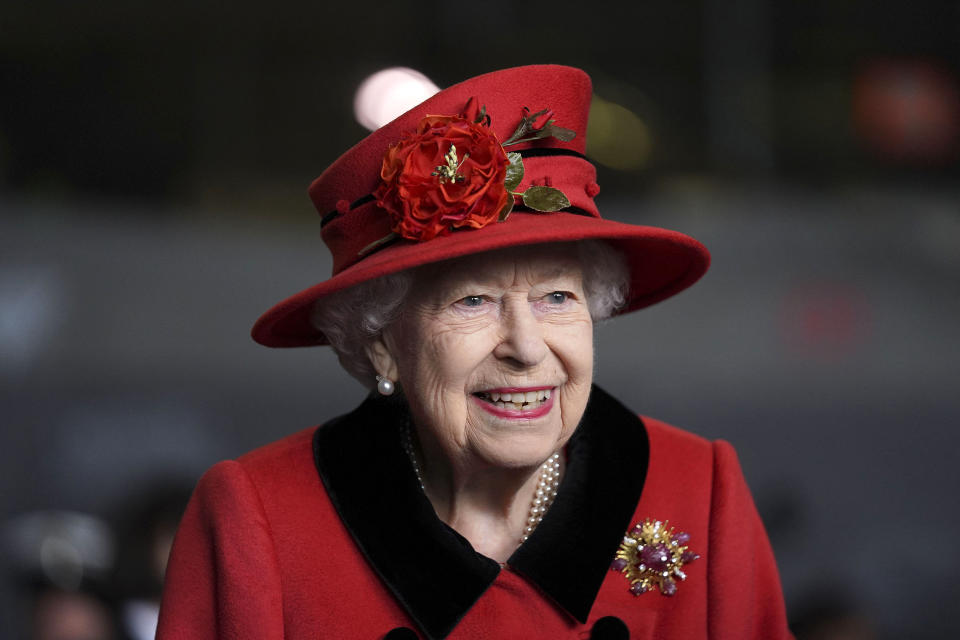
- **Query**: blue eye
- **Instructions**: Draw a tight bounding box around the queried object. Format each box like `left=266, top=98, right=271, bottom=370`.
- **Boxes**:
left=547, top=291, right=568, bottom=304
left=460, top=295, right=484, bottom=307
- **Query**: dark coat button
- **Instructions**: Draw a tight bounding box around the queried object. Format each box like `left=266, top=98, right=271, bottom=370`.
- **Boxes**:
left=591, top=615, right=629, bottom=640
left=383, top=627, right=418, bottom=640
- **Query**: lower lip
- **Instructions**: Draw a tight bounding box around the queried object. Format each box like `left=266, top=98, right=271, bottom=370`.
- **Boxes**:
left=471, top=393, right=555, bottom=420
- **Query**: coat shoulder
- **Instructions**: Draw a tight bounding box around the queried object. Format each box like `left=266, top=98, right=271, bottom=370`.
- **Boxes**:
left=232, top=425, right=322, bottom=500
left=640, top=415, right=715, bottom=461
left=236, top=426, right=316, bottom=469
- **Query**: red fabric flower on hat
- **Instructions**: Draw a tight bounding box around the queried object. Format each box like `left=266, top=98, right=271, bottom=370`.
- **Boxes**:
left=373, top=114, right=510, bottom=242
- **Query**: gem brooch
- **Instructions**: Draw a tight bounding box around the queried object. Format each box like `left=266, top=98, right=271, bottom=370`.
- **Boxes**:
left=610, top=518, right=699, bottom=596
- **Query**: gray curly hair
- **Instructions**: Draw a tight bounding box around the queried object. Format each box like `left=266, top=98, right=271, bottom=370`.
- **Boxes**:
left=311, top=240, right=630, bottom=387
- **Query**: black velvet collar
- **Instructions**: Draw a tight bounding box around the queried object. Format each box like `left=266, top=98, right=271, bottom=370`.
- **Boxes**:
left=313, top=385, right=649, bottom=640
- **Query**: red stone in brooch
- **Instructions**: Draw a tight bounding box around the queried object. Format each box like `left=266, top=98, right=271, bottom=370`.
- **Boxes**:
left=610, top=518, right=699, bottom=596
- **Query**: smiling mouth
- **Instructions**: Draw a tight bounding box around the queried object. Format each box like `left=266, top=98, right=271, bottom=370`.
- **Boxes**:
left=473, top=388, right=552, bottom=411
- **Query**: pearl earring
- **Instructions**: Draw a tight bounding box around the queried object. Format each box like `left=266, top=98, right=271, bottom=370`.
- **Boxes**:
left=376, top=375, right=395, bottom=396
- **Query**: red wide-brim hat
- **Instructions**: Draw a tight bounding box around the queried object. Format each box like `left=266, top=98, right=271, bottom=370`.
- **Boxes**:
left=252, top=65, right=710, bottom=348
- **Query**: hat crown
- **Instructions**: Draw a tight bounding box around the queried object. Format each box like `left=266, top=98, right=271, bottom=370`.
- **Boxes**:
left=309, top=65, right=592, bottom=217
left=313, top=65, right=601, bottom=276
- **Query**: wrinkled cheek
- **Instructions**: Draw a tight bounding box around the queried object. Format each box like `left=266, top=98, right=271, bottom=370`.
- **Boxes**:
left=401, top=337, right=465, bottom=438
left=561, top=341, right=595, bottom=435
left=558, top=388, right=589, bottom=442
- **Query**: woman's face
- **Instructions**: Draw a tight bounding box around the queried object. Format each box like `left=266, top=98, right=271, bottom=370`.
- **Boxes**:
left=373, top=244, right=594, bottom=471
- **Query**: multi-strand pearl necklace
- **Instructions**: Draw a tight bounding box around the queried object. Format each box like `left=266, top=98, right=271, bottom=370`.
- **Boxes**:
left=401, top=424, right=561, bottom=545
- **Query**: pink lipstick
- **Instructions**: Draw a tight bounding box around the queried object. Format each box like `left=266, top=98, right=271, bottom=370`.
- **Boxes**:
left=471, top=387, right=555, bottom=419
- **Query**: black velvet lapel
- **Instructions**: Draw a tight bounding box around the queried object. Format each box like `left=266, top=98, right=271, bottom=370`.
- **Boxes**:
left=312, top=385, right=649, bottom=639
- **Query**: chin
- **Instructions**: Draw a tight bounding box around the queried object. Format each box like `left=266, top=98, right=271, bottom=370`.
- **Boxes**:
left=475, top=433, right=561, bottom=470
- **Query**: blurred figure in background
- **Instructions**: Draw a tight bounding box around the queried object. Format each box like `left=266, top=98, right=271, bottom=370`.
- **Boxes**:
left=3, top=511, right=118, bottom=640
left=3, top=486, right=190, bottom=640
left=110, top=485, right=191, bottom=640
left=30, top=583, right=118, bottom=640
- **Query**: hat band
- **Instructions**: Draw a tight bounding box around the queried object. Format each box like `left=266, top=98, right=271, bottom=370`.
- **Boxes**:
left=320, top=195, right=374, bottom=228
left=319, top=147, right=590, bottom=228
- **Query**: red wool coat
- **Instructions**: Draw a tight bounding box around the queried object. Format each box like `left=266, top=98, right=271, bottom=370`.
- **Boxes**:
left=157, top=387, right=791, bottom=639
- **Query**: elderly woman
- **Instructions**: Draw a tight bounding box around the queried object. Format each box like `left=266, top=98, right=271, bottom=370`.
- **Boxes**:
left=157, top=66, right=791, bottom=639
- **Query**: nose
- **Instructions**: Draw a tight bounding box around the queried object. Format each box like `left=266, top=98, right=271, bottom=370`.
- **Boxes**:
left=493, top=298, right=548, bottom=367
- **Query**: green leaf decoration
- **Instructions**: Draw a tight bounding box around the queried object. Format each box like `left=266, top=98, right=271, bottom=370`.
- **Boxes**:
left=542, top=123, right=576, bottom=141
left=498, top=197, right=515, bottom=222
left=502, top=107, right=577, bottom=147
left=502, top=126, right=577, bottom=147
left=502, top=108, right=550, bottom=146
left=358, top=231, right=399, bottom=256
left=504, top=152, right=524, bottom=191
left=521, top=186, right=570, bottom=212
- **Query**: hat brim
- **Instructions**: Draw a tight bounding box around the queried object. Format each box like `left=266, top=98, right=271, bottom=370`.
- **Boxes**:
left=251, top=211, right=709, bottom=347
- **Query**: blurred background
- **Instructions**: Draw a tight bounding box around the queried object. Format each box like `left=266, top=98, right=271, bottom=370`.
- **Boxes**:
left=2, top=1, right=958, bottom=638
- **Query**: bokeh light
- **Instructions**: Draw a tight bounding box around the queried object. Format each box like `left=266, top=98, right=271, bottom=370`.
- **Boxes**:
left=353, top=67, right=440, bottom=131
left=586, top=95, right=653, bottom=171
left=853, top=59, right=960, bottom=163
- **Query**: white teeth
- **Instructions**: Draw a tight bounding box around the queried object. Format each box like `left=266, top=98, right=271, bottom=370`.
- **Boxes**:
left=479, top=388, right=555, bottom=411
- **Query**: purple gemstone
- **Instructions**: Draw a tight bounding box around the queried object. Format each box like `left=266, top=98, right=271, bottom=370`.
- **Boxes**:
left=675, top=531, right=691, bottom=545
left=681, top=551, right=700, bottom=563
left=629, top=582, right=647, bottom=596
left=639, top=543, right=671, bottom=572
left=661, top=577, right=677, bottom=596
left=610, top=557, right=628, bottom=572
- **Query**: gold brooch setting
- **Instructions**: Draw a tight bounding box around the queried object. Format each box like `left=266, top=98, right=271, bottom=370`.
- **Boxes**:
left=610, top=518, right=699, bottom=596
